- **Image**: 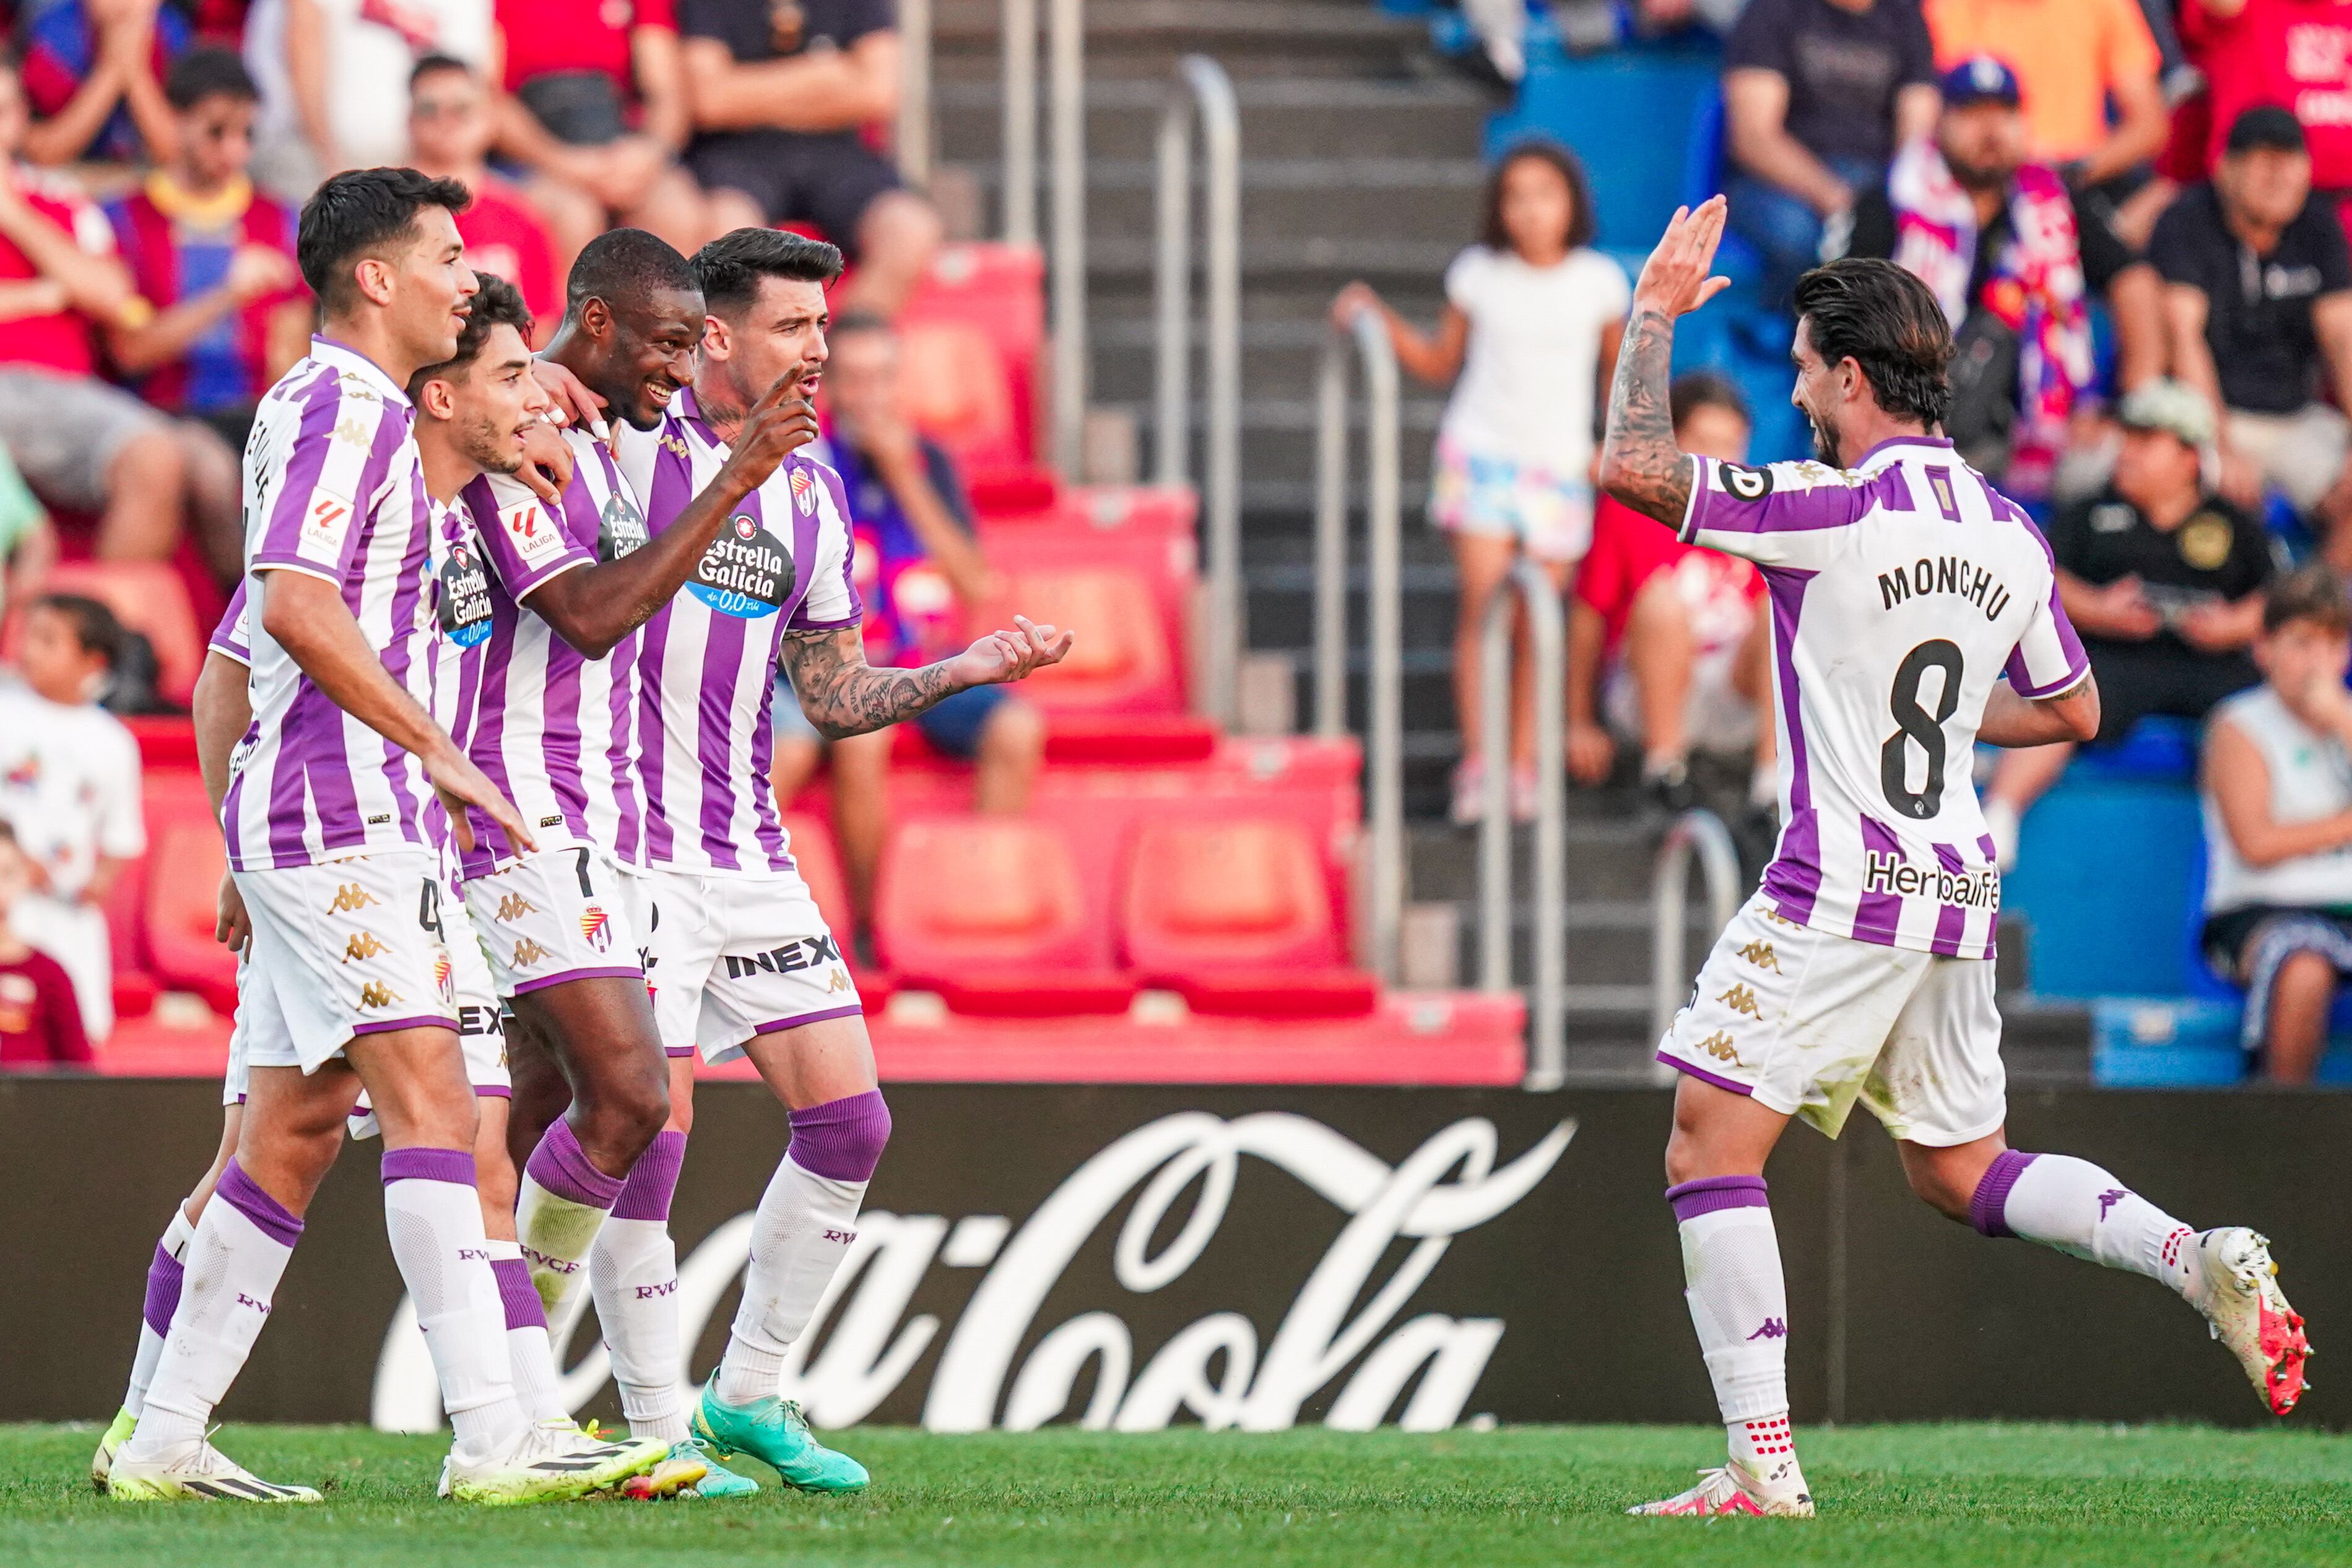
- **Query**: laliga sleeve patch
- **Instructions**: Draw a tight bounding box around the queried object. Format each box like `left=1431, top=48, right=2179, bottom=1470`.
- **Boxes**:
left=295, top=486, right=358, bottom=565
left=1719, top=462, right=1774, bottom=501
left=501, top=500, right=565, bottom=566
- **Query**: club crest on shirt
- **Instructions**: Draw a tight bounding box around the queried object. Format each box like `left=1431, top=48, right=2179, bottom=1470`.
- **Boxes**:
left=579, top=905, right=612, bottom=953
left=690, top=516, right=794, bottom=620
left=436, top=541, right=494, bottom=649
left=789, top=464, right=818, bottom=517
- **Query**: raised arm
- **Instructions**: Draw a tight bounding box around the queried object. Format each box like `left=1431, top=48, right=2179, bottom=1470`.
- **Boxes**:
left=683, top=28, right=896, bottom=133
left=778, top=614, right=1071, bottom=742
left=1598, top=197, right=1732, bottom=526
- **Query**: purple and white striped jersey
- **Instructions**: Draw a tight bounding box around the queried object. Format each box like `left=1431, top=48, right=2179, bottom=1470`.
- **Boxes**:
left=434, top=433, right=647, bottom=878
left=1679, top=435, right=2088, bottom=960
left=223, top=339, right=440, bottom=873
left=614, top=386, right=861, bottom=876
left=209, top=581, right=250, bottom=665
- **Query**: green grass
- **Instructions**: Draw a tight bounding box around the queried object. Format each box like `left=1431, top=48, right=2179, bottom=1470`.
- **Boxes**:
left=9, top=1423, right=2352, bottom=1566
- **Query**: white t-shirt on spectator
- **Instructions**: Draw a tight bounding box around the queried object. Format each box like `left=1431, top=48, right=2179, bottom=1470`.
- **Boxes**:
left=245, top=0, right=494, bottom=172
left=1438, top=245, right=1632, bottom=474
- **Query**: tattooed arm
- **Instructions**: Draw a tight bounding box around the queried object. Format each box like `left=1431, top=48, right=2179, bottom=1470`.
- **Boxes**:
left=1597, top=197, right=1735, bottom=529
left=778, top=614, right=1075, bottom=741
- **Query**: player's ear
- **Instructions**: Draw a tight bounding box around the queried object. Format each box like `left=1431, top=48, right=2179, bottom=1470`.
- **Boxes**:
left=580, top=296, right=610, bottom=340
left=701, top=312, right=732, bottom=363
left=353, top=254, right=396, bottom=309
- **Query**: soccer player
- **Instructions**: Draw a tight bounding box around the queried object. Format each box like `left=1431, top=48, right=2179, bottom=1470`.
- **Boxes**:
left=1598, top=200, right=2313, bottom=1520
left=440, top=235, right=819, bottom=1496
left=108, top=169, right=661, bottom=1505
left=505, top=227, right=1067, bottom=1494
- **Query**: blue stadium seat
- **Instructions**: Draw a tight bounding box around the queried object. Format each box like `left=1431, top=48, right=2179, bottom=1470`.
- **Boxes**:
left=2002, top=767, right=2201, bottom=997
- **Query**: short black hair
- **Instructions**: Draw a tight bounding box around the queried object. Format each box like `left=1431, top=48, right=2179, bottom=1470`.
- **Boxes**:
left=1670, top=370, right=1749, bottom=431
left=298, top=167, right=471, bottom=313
left=165, top=46, right=256, bottom=112
left=1480, top=137, right=1596, bottom=254
left=409, top=53, right=474, bottom=92
left=2227, top=105, right=2307, bottom=157
left=565, top=226, right=699, bottom=315
left=2264, top=563, right=2352, bottom=636
left=1792, top=258, right=1954, bottom=431
left=691, top=228, right=843, bottom=319
left=33, top=593, right=124, bottom=672
left=409, top=272, right=532, bottom=397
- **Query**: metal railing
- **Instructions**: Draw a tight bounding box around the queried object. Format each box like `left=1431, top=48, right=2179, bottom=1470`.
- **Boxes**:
left=1314, top=310, right=1402, bottom=981
left=1000, top=0, right=1037, bottom=247
left=896, top=0, right=931, bottom=185
left=1153, top=55, right=1241, bottom=725
left=1048, top=0, right=1086, bottom=475
left=1476, top=560, right=1566, bottom=1090
left=1649, top=808, right=1744, bottom=1048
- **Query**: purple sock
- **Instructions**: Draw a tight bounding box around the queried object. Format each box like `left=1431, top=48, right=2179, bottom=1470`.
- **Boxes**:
left=786, top=1090, right=892, bottom=1182
left=217, top=1158, right=305, bottom=1246
left=613, top=1130, right=686, bottom=1221
left=490, top=1256, right=547, bottom=1331
left=1969, top=1149, right=2041, bottom=1238
left=141, top=1242, right=186, bottom=1336
left=1666, top=1174, right=1770, bottom=1222
left=524, top=1119, right=626, bottom=1208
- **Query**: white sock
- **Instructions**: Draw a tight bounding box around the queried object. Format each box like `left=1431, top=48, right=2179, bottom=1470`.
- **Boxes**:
left=380, top=1150, right=529, bottom=1459
left=592, top=1218, right=688, bottom=1442
left=485, top=1240, right=567, bottom=1423
left=124, top=1206, right=197, bottom=1417
left=1668, top=1176, right=1805, bottom=1497
left=716, top=1153, right=865, bottom=1406
left=121, top=1164, right=300, bottom=1459
left=1972, top=1150, right=2198, bottom=1297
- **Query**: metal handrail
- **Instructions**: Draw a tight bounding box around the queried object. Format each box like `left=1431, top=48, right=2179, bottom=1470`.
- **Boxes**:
left=896, top=0, right=931, bottom=185
left=1313, top=310, right=1402, bottom=981
left=1048, top=0, right=1086, bottom=475
left=1649, top=808, right=1743, bottom=1047
left=1476, top=560, right=1566, bottom=1090
left=1153, top=55, right=1241, bottom=724
left=1000, top=0, right=1037, bottom=247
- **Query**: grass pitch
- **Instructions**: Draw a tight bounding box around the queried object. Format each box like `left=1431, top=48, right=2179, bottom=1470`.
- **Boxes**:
left=6, top=1422, right=2352, bottom=1567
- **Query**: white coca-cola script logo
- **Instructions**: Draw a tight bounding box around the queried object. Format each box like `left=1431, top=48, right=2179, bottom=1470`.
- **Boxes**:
left=373, top=1112, right=1573, bottom=1432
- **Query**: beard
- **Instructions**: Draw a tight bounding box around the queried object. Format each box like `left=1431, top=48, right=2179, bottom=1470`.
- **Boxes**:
left=1807, top=402, right=1842, bottom=466
left=460, top=412, right=526, bottom=475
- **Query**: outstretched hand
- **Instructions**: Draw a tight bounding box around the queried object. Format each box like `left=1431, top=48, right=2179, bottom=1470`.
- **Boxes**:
left=1633, top=196, right=1733, bottom=319
left=946, top=614, right=1075, bottom=688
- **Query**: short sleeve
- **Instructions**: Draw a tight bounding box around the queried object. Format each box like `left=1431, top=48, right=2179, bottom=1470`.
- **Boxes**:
left=2148, top=191, right=2208, bottom=289
left=248, top=376, right=397, bottom=583
left=786, top=461, right=864, bottom=631
left=634, top=0, right=677, bottom=28
left=1678, top=455, right=1878, bottom=571
left=1722, top=0, right=1792, bottom=75
left=2309, top=204, right=2352, bottom=296
left=1441, top=248, right=1488, bottom=315
left=2003, top=526, right=2091, bottom=698
left=674, top=0, right=725, bottom=40
left=95, top=720, right=146, bottom=859
left=2076, top=200, right=2138, bottom=294
left=474, top=470, right=596, bottom=600
left=922, top=440, right=976, bottom=535
left=840, top=0, right=896, bottom=45
left=2098, top=0, right=2163, bottom=87
left=1894, top=1, right=1936, bottom=87
left=1572, top=511, right=1626, bottom=614
left=207, top=583, right=252, bottom=665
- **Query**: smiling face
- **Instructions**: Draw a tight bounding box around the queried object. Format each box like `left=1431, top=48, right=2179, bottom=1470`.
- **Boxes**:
left=420, top=321, right=553, bottom=475
left=379, top=204, right=479, bottom=373
left=1789, top=315, right=1854, bottom=466
left=703, top=274, right=829, bottom=411
left=594, top=287, right=707, bottom=430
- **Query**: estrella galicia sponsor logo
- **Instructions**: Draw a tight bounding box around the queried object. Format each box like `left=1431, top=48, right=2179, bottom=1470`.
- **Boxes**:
left=1862, top=851, right=1999, bottom=910
left=599, top=491, right=648, bottom=561
left=724, top=934, right=842, bottom=979
left=436, top=540, right=494, bottom=648
left=689, top=517, right=793, bottom=620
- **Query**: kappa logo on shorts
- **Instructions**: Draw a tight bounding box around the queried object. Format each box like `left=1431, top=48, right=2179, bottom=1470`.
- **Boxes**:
left=511, top=938, right=553, bottom=969
left=723, top=934, right=843, bottom=980
left=497, top=893, right=542, bottom=923
left=827, top=968, right=853, bottom=993
left=579, top=906, right=612, bottom=953
left=326, top=883, right=381, bottom=915
left=1715, top=983, right=1764, bottom=1018
left=1735, top=939, right=1782, bottom=973
left=1695, top=1031, right=1741, bottom=1063
left=343, top=931, right=389, bottom=963
left=358, top=981, right=400, bottom=1010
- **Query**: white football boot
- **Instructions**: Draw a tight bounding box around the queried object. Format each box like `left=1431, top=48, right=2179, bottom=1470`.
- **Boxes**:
left=1629, top=1457, right=1814, bottom=1518
left=443, top=1418, right=667, bottom=1505
left=90, top=1406, right=136, bottom=1491
left=106, top=1434, right=323, bottom=1503
left=2187, top=1228, right=2311, bottom=1415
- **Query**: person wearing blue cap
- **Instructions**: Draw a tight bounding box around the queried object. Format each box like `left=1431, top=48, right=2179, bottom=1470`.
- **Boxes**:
left=1837, top=53, right=2164, bottom=500
left=1721, top=0, right=1941, bottom=306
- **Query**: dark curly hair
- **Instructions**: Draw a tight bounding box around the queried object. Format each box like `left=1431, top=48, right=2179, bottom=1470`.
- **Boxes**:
left=1792, top=258, right=1954, bottom=431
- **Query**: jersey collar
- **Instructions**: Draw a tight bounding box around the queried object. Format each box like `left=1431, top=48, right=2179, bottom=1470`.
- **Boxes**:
left=1852, top=433, right=1953, bottom=471
left=308, top=335, right=414, bottom=409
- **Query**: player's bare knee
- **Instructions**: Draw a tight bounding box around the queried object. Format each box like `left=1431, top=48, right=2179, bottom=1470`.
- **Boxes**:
left=576, top=1075, right=670, bottom=1163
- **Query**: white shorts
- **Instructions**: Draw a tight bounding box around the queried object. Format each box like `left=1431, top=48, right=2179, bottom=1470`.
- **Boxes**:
left=1656, top=892, right=2006, bottom=1146
left=225, top=880, right=509, bottom=1104
left=233, top=851, right=457, bottom=1075
left=638, top=865, right=861, bottom=1065
left=462, top=846, right=648, bottom=999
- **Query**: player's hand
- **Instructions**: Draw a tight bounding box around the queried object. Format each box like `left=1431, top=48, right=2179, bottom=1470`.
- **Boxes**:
left=722, top=364, right=821, bottom=488
left=1566, top=719, right=1616, bottom=786
left=214, top=869, right=251, bottom=954
left=945, top=613, right=1074, bottom=688
left=516, top=418, right=576, bottom=505
left=423, top=742, right=535, bottom=857
left=532, top=357, right=610, bottom=442
left=1632, top=197, right=1732, bottom=319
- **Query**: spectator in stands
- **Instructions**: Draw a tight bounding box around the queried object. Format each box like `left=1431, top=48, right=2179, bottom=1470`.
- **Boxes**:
left=405, top=54, right=561, bottom=334
left=0, top=821, right=89, bottom=1067
left=2152, top=106, right=2352, bottom=563
left=771, top=310, right=1044, bottom=930
left=0, top=54, right=202, bottom=566
left=492, top=0, right=711, bottom=259
left=1333, top=139, right=1627, bottom=826
left=1566, top=372, right=1771, bottom=816
left=241, top=0, right=493, bottom=196
left=15, top=0, right=186, bottom=166
left=2177, top=0, right=2352, bottom=213
left=1982, top=379, right=2278, bottom=866
left=677, top=0, right=940, bottom=316
left=1924, top=0, right=2169, bottom=191
left=0, top=443, right=58, bottom=622
left=2201, top=563, right=2352, bottom=1082
left=1720, top=0, right=1940, bottom=306
left=102, top=49, right=305, bottom=583
left=0, top=592, right=144, bottom=1041
left=1839, top=56, right=2165, bottom=502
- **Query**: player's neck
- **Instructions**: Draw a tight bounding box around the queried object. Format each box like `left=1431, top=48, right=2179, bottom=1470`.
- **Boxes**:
left=318, top=311, right=423, bottom=391
left=693, top=374, right=749, bottom=446
left=1834, top=415, right=1934, bottom=468
left=414, top=423, right=483, bottom=504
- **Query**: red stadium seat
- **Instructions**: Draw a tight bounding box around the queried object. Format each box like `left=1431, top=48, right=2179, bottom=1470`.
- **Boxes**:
left=974, top=567, right=1180, bottom=716
left=143, top=816, right=238, bottom=1015
left=898, top=321, right=1024, bottom=474
left=901, top=243, right=1045, bottom=466
left=780, top=810, right=856, bottom=943
left=873, top=818, right=1131, bottom=1013
left=2, top=560, right=204, bottom=709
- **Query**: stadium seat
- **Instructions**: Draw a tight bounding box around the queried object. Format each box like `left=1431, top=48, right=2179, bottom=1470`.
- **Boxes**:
left=780, top=810, right=856, bottom=944
left=901, top=243, right=1046, bottom=464
left=1121, top=820, right=1376, bottom=1016
left=874, top=819, right=1130, bottom=1013
left=141, top=816, right=238, bottom=1014
left=974, top=566, right=1181, bottom=716
left=97, top=836, right=156, bottom=1024
left=2, top=560, right=204, bottom=709
left=898, top=319, right=1026, bottom=475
